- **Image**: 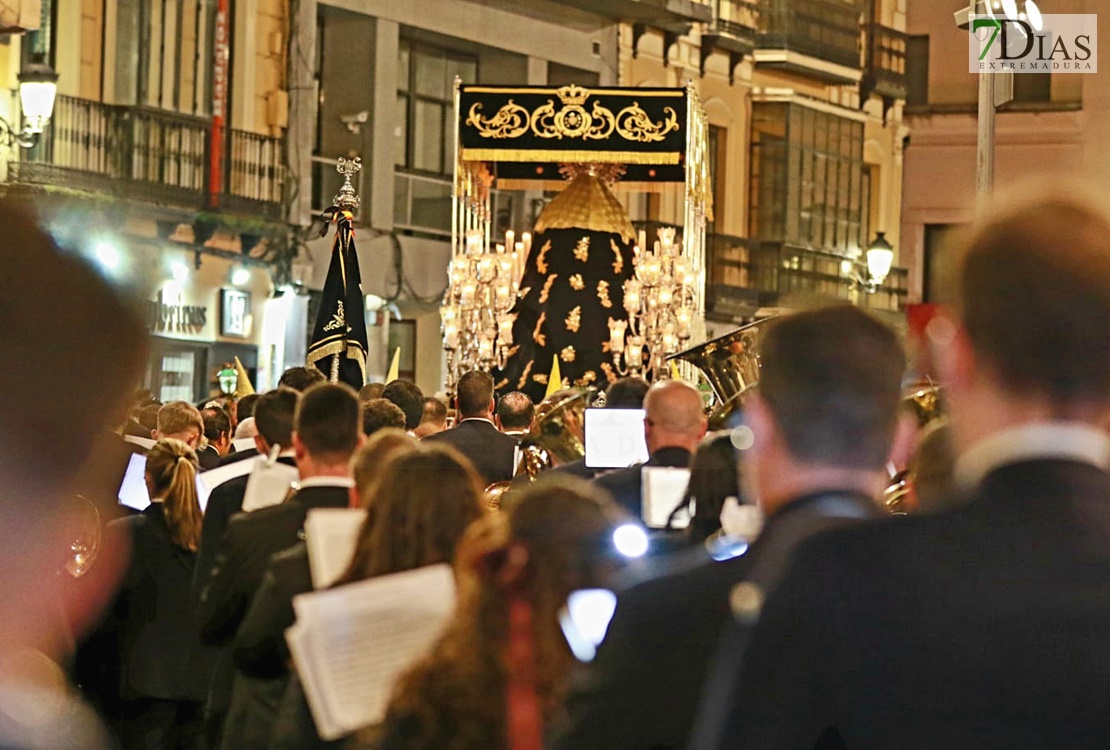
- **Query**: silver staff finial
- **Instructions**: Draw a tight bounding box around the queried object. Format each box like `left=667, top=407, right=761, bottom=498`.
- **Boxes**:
left=334, top=157, right=363, bottom=211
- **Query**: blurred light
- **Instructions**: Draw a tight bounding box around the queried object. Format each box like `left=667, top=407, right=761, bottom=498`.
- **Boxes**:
left=730, top=425, right=755, bottom=451
left=560, top=589, right=618, bottom=662
left=1025, top=0, right=1043, bottom=30
left=231, top=267, right=251, bottom=286
left=613, top=523, right=649, bottom=558
left=94, top=242, right=119, bottom=272
left=171, top=262, right=189, bottom=282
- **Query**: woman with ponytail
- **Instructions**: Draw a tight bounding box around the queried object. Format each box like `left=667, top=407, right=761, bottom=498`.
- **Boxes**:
left=108, top=438, right=216, bottom=749
left=375, top=477, right=629, bottom=750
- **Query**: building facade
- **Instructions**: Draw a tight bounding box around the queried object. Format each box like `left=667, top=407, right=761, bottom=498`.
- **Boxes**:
left=901, top=0, right=1110, bottom=304
left=292, top=0, right=911, bottom=393
left=0, top=0, right=298, bottom=400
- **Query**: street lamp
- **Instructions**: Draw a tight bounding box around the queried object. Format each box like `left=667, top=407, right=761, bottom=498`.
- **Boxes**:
left=0, top=53, right=58, bottom=148
left=845, top=232, right=895, bottom=294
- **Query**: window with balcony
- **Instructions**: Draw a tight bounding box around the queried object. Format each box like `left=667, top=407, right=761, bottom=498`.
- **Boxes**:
left=749, top=102, right=869, bottom=256
left=112, top=0, right=212, bottom=115
left=905, top=35, right=929, bottom=107
left=758, top=0, right=864, bottom=71
left=397, top=39, right=477, bottom=175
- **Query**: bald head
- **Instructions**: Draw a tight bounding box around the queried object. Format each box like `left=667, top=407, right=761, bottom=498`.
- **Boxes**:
left=643, top=380, right=707, bottom=454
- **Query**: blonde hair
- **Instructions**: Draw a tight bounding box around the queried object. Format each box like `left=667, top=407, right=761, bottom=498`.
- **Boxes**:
left=349, top=429, right=419, bottom=508
left=145, top=438, right=203, bottom=551
left=156, top=401, right=204, bottom=440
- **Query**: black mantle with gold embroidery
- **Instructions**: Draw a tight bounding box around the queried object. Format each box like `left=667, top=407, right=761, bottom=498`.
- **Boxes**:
left=307, top=211, right=368, bottom=389
left=460, top=85, right=687, bottom=169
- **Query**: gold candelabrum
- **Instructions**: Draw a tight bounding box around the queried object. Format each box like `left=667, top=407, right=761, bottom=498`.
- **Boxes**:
left=441, top=228, right=530, bottom=392
left=608, top=226, right=696, bottom=380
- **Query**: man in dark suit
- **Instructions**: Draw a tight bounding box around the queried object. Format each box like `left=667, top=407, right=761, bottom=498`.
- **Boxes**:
left=697, top=192, right=1110, bottom=750
left=424, top=370, right=517, bottom=485
left=199, top=406, right=232, bottom=470
left=592, top=379, right=706, bottom=517
left=197, top=383, right=362, bottom=749
left=553, top=306, right=904, bottom=750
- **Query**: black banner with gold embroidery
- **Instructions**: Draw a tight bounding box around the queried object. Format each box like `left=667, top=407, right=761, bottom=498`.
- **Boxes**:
left=306, top=211, right=368, bottom=389
left=459, top=85, right=687, bottom=169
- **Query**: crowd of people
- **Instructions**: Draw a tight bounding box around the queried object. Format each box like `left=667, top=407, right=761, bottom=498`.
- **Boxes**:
left=6, top=183, right=1110, bottom=750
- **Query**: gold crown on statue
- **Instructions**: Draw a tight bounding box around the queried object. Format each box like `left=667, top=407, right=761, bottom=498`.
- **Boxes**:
left=556, top=84, right=591, bottom=107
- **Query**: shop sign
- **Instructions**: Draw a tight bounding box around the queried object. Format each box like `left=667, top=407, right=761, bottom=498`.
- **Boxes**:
left=147, top=288, right=208, bottom=334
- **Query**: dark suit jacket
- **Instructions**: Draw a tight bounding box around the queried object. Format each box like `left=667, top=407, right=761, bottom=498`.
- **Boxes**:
left=218, top=447, right=259, bottom=467
left=592, top=446, right=692, bottom=518
left=234, top=543, right=313, bottom=679
left=422, top=418, right=518, bottom=486
left=197, top=484, right=347, bottom=715
left=703, top=459, right=1110, bottom=750
left=193, top=456, right=298, bottom=603
left=198, top=445, right=222, bottom=470
left=552, top=491, right=879, bottom=750
left=108, top=504, right=217, bottom=701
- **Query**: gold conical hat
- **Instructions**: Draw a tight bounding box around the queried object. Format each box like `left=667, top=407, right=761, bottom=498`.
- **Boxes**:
left=533, top=172, right=636, bottom=244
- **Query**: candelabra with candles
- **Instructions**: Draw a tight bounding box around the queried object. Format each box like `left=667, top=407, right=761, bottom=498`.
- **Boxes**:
left=441, top=229, right=531, bottom=391
left=608, top=226, right=697, bottom=380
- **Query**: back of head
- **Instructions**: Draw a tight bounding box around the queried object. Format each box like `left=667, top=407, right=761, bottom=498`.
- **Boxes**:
left=496, top=391, right=535, bottom=430
left=760, top=305, right=905, bottom=470
left=138, top=403, right=162, bottom=432
left=362, top=398, right=408, bottom=437
left=605, top=377, right=650, bottom=408
left=341, top=443, right=484, bottom=583
left=278, top=366, right=327, bottom=392
left=457, top=370, right=494, bottom=418
left=382, top=380, right=425, bottom=430
left=295, top=383, right=362, bottom=461
left=253, top=388, right=298, bottom=449
left=202, top=406, right=231, bottom=443
left=234, top=417, right=258, bottom=440
left=683, top=433, right=742, bottom=542
left=158, top=401, right=204, bottom=442
left=145, top=438, right=203, bottom=551
left=421, top=397, right=448, bottom=427
left=358, top=382, right=386, bottom=402
left=350, top=430, right=420, bottom=507
left=236, top=393, right=259, bottom=420
left=643, top=380, right=706, bottom=448
left=954, top=191, right=1110, bottom=405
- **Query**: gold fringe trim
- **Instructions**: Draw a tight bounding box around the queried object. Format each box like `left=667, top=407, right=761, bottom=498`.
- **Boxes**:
left=464, top=87, right=684, bottom=99
left=494, top=179, right=678, bottom=192
left=461, top=149, right=681, bottom=165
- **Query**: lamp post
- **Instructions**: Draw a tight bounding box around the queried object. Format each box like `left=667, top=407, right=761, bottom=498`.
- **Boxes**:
left=955, top=1, right=1043, bottom=210
left=0, top=52, right=58, bottom=149
left=845, top=231, right=895, bottom=294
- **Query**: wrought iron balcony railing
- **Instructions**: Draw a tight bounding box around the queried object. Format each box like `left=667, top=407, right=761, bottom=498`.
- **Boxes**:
left=8, top=94, right=286, bottom=219
left=756, top=0, right=863, bottom=71
left=707, top=232, right=907, bottom=317
left=862, top=22, right=908, bottom=104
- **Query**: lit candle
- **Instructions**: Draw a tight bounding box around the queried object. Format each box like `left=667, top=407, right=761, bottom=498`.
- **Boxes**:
left=626, top=336, right=644, bottom=369
left=477, top=255, right=496, bottom=283
left=505, top=230, right=515, bottom=252
left=498, top=314, right=514, bottom=346
left=477, top=334, right=494, bottom=361
left=521, top=232, right=532, bottom=255
left=637, top=229, right=646, bottom=253
left=461, top=282, right=477, bottom=307
left=495, top=283, right=512, bottom=310
left=608, top=319, right=627, bottom=354
left=466, top=231, right=483, bottom=257
left=675, top=306, right=692, bottom=338
left=444, top=323, right=459, bottom=350
left=624, top=279, right=641, bottom=313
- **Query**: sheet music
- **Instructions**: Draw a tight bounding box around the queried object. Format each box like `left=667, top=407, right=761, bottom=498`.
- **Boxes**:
left=232, top=437, right=257, bottom=453
left=119, top=453, right=214, bottom=512
left=196, top=459, right=256, bottom=510
left=305, top=508, right=367, bottom=589
left=287, top=564, right=456, bottom=739
left=241, top=457, right=299, bottom=512
left=123, top=435, right=156, bottom=451
left=641, top=466, right=691, bottom=529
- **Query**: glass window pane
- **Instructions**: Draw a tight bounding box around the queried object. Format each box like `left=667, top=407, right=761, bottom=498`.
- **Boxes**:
left=413, top=100, right=444, bottom=173
left=398, top=40, right=411, bottom=92
left=446, top=55, right=476, bottom=87
left=396, top=94, right=409, bottom=168
left=415, top=48, right=447, bottom=99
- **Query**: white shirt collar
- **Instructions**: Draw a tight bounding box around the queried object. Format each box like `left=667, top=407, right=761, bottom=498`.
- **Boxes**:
left=459, top=417, right=495, bottom=426
left=296, top=476, right=355, bottom=490
left=954, top=421, right=1110, bottom=490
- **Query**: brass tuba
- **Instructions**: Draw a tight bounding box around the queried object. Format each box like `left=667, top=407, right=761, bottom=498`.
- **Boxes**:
left=667, top=318, right=771, bottom=427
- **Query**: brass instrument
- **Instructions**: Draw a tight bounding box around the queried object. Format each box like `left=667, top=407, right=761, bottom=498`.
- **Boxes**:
left=903, top=383, right=944, bottom=428
left=667, top=318, right=771, bottom=427
left=62, top=494, right=102, bottom=578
